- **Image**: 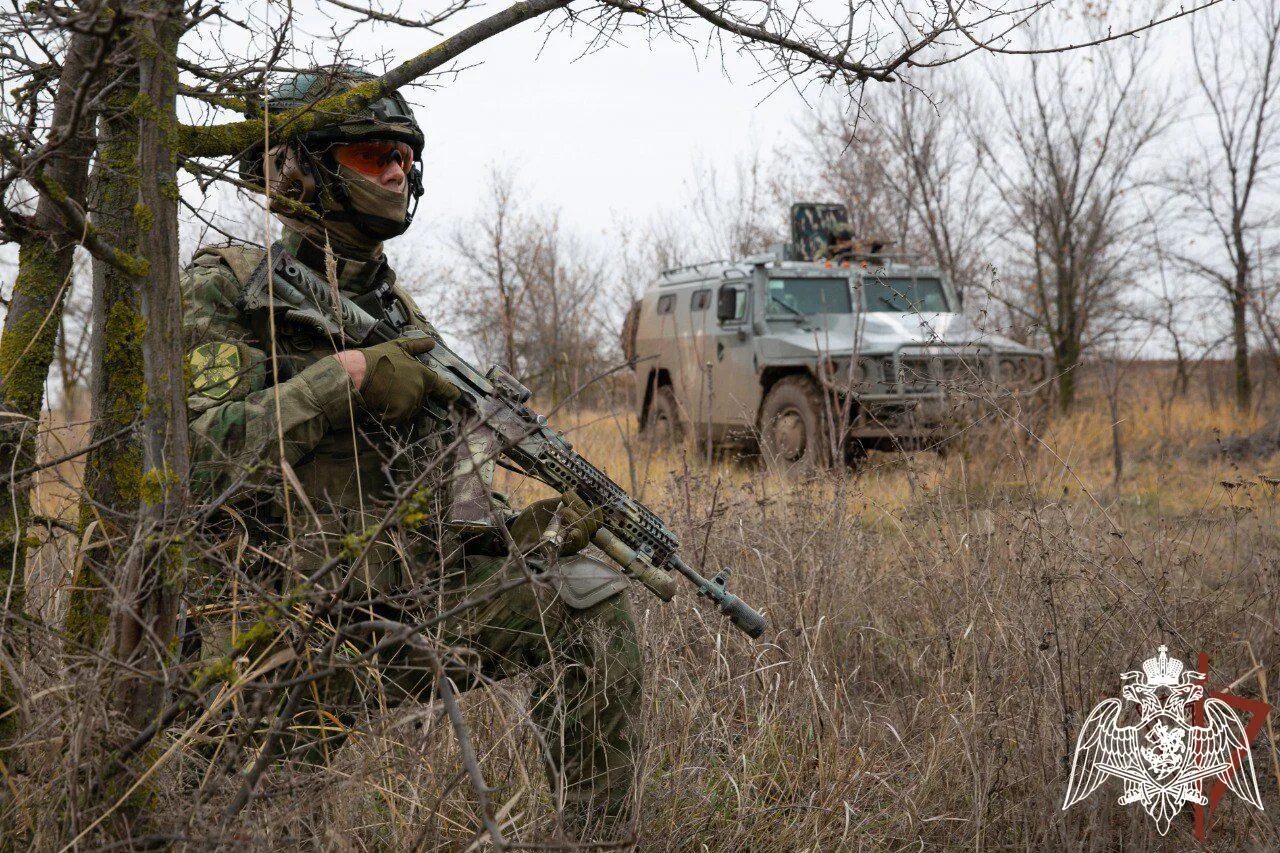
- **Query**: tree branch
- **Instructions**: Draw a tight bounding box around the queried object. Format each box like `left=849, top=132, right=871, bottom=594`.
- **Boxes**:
left=674, top=0, right=892, bottom=82
left=177, top=0, right=574, bottom=159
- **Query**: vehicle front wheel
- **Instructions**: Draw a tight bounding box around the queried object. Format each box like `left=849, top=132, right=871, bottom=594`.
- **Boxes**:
left=759, top=376, right=830, bottom=473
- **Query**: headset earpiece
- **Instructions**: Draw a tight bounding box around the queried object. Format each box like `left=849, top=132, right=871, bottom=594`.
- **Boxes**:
left=269, top=145, right=319, bottom=206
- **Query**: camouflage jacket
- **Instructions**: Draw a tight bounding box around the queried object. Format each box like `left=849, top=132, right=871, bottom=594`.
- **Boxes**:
left=182, top=230, right=483, bottom=590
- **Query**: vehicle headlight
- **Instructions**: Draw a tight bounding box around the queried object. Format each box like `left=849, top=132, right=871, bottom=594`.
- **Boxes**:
left=819, top=358, right=869, bottom=388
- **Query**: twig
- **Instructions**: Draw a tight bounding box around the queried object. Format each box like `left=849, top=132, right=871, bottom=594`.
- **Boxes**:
left=225, top=673, right=308, bottom=816
left=0, top=137, right=147, bottom=276
left=675, top=0, right=890, bottom=82
left=427, top=646, right=507, bottom=850
left=1244, top=641, right=1280, bottom=802
left=0, top=423, right=134, bottom=482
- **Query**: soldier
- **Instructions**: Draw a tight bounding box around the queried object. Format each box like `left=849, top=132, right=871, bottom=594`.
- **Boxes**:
left=815, top=221, right=856, bottom=261
left=182, top=66, right=641, bottom=825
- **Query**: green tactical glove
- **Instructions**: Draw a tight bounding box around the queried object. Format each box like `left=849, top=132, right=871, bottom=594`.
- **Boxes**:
left=357, top=336, right=460, bottom=424
left=510, top=491, right=604, bottom=557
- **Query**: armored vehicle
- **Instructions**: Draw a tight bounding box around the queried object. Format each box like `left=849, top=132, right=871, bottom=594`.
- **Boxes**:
left=621, top=203, right=1048, bottom=468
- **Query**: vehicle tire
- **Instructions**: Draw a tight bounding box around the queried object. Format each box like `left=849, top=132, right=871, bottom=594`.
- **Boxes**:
left=646, top=385, right=685, bottom=447
left=759, top=375, right=830, bottom=473
left=844, top=439, right=868, bottom=468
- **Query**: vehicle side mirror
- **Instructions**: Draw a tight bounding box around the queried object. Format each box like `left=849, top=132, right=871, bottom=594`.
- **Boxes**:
left=716, top=289, right=738, bottom=322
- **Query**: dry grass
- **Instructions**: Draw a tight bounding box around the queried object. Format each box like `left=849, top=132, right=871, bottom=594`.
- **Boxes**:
left=9, top=365, right=1280, bottom=850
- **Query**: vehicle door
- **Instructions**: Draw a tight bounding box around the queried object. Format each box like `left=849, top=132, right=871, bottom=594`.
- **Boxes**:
left=710, top=280, right=760, bottom=434
left=668, top=287, right=710, bottom=430
left=681, top=286, right=716, bottom=433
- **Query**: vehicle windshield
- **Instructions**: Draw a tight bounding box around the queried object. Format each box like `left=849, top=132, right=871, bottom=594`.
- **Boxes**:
left=765, top=278, right=852, bottom=317
left=861, top=276, right=951, bottom=313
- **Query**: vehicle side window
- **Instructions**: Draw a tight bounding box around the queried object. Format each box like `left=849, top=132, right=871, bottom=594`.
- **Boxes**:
left=691, top=289, right=711, bottom=312
left=656, top=294, right=675, bottom=315
left=717, top=284, right=748, bottom=324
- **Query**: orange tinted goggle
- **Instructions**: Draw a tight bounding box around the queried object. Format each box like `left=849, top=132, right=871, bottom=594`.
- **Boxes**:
left=333, top=140, right=414, bottom=176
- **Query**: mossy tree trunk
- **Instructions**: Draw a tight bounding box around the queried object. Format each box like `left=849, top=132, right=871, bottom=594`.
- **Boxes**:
left=114, top=0, right=187, bottom=727
left=0, top=23, right=108, bottom=746
left=66, top=77, right=145, bottom=652
left=63, top=0, right=185, bottom=744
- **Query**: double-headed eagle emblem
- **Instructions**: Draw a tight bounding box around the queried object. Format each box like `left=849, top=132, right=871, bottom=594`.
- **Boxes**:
left=1063, top=646, right=1263, bottom=835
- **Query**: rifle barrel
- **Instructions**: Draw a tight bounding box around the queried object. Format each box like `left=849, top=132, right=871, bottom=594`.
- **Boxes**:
left=668, top=556, right=767, bottom=638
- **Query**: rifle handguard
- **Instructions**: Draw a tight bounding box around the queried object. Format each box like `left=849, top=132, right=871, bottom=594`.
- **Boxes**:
left=593, top=528, right=678, bottom=601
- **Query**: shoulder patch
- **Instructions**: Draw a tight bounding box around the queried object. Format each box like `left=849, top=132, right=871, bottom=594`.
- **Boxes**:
left=193, top=243, right=267, bottom=286
left=189, top=342, right=242, bottom=400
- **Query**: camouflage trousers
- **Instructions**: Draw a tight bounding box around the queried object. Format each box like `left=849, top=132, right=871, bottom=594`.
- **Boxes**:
left=195, top=552, right=643, bottom=812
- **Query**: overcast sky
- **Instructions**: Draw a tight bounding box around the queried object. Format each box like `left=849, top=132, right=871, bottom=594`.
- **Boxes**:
left=416, top=27, right=805, bottom=237
left=1, top=0, right=1200, bottom=257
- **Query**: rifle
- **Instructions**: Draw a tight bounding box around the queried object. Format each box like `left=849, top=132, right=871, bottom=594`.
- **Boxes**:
left=240, top=245, right=767, bottom=638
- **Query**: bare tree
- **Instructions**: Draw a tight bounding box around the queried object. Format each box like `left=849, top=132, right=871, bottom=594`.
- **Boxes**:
left=521, top=219, right=614, bottom=402
left=1126, top=219, right=1229, bottom=403
left=446, top=167, right=524, bottom=375
left=612, top=211, right=696, bottom=309
left=0, top=9, right=115, bottom=738
left=443, top=170, right=614, bottom=404
left=1167, top=0, right=1280, bottom=411
left=884, top=82, right=997, bottom=297
left=686, top=149, right=785, bottom=259
left=980, top=39, right=1170, bottom=411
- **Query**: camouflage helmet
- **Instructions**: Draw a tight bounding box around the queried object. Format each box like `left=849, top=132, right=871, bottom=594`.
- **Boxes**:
left=241, top=65, right=425, bottom=240
left=242, top=65, right=424, bottom=179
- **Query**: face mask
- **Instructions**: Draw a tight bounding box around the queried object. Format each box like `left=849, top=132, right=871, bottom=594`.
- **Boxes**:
left=337, top=163, right=409, bottom=236
left=276, top=163, right=410, bottom=258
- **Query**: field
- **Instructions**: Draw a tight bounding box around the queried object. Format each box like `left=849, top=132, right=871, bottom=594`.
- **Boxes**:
left=9, top=364, right=1280, bottom=850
